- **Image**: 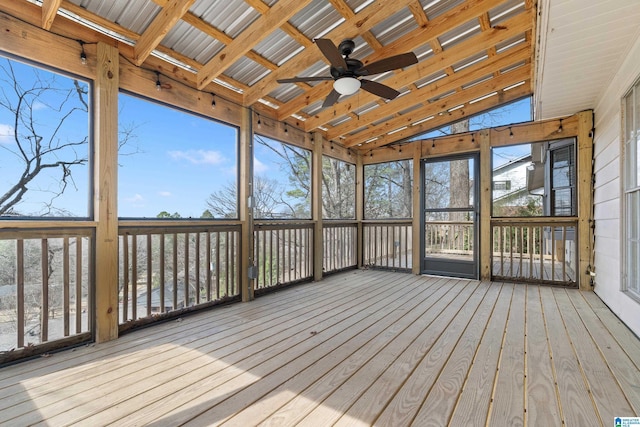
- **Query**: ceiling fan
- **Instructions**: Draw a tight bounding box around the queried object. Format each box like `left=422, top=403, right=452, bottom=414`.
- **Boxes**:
left=277, top=38, right=418, bottom=108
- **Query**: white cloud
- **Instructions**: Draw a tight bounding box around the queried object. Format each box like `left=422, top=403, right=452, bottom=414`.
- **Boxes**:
left=0, top=123, right=14, bottom=144
left=158, top=191, right=172, bottom=197
left=254, top=157, right=268, bottom=174
left=168, top=149, right=226, bottom=165
left=126, top=194, right=144, bottom=203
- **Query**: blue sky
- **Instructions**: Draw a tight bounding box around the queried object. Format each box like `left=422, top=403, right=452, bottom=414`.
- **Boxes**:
left=1, top=55, right=533, bottom=218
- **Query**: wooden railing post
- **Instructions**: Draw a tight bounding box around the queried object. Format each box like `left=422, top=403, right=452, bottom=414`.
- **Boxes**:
left=356, top=153, right=364, bottom=268
left=240, top=108, right=254, bottom=301
left=412, top=143, right=422, bottom=274
left=577, top=110, right=594, bottom=290
left=94, top=42, right=119, bottom=343
left=479, top=129, right=492, bottom=281
left=312, top=132, right=324, bottom=281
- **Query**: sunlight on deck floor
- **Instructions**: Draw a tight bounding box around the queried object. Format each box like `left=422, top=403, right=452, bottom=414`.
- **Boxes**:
left=0, top=270, right=639, bottom=426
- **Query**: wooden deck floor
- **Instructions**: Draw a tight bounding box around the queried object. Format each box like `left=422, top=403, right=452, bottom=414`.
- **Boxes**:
left=1, top=270, right=639, bottom=426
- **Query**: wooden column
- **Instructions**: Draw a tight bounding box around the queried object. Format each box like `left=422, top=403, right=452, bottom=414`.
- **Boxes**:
left=479, top=129, right=492, bottom=281
left=355, top=153, right=364, bottom=268
left=94, top=42, right=119, bottom=343
left=577, top=110, right=594, bottom=290
left=240, top=108, right=254, bottom=301
left=312, top=132, right=324, bottom=281
left=412, top=143, right=422, bottom=275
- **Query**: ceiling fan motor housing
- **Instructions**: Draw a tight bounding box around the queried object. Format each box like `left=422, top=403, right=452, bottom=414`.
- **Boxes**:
left=330, top=58, right=364, bottom=79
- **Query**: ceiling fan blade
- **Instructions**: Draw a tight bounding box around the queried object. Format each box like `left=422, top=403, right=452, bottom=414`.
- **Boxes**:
left=360, top=79, right=401, bottom=100
left=322, top=89, right=341, bottom=108
left=277, top=76, right=333, bottom=83
left=358, top=52, right=418, bottom=75
left=315, top=38, right=348, bottom=70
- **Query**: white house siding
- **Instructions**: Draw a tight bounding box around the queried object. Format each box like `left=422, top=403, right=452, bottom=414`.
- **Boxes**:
left=592, top=31, right=640, bottom=336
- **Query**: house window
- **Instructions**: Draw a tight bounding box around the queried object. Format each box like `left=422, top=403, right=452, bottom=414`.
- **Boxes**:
left=550, top=144, right=576, bottom=216
left=623, top=79, right=640, bottom=295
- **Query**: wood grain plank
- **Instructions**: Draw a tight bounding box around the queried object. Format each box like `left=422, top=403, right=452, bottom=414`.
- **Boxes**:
left=525, top=286, right=561, bottom=425
left=209, top=277, right=454, bottom=426
left=488, top=283, right=526, bottom=426
left=410, top=282, right=505, bottom=427
left=554, top=288, right=634, bottom=422
left=539, top=286, right=599, bottom=426
left=372, top=281, right=488, bottom=426
left=447, top=283, right=514, bottom=426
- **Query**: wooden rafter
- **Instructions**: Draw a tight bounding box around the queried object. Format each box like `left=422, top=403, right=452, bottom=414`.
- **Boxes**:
left=134, top=0, right=195, bottom=66
left=196, top=0, right=313, bottom=90
left=41, top=0, right=61, bottom=30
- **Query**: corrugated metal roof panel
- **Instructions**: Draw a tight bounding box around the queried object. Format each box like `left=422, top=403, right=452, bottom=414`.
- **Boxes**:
left=67, top=0, right=160, bottom=34
left=253, top=29, right=300, bottom=67
left=438, top=18, right=481, bottom=49
left=452, top=52, right=488, bottom=72
left=224, top=57, right=270, bottom=87
left=289, top=0, right=344, bottom=40
left=268, top=84, right=306, bottom=103
left=422, top=0, right=467, bottom=20
left=489, top=0, right=526, bottom=25
left=192, top=0, right=260, bottom=38
left=370, top=7, right=419, bottom=46
left=162, top=20, right=223, bottom=64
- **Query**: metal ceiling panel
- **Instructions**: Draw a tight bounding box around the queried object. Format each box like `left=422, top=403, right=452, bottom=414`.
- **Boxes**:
left=369, top=7, right=419, bottom=46
left=268, top=84, right=306, bottom=103
left=253, top=29, right=300, bottom=67
left=224, top=57, right=270, bottom=87
left=438, top=19, right=481, bottom=49
left=192, top=0, right=260, bottom=38
left=422, top=0, right=467, bottom=20
left=288, top=0, right=344, bottom=40
left=162, top=20, right=223, bottom=65
left=489, top=0, right=526, bottom=26
left=67, top=0, right=160, bottom=34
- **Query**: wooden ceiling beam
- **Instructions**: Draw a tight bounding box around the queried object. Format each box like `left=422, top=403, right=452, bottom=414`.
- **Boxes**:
left=343, top=65, right=530, bottom=147
left=41, top=0, right=62, bottom=30
left=134, top=0, right=195, bottom=66
left=328, top=0, right=383, bottom=50
left=358, top=81, right=530, bottom=151
left=244, top=0, right=419, bottom=106
left=277, top=0, right=513, bottom=122
left=196, top=0, right=312, bottom=89
left=303, top=11, right=532, bottom=131
left=327, top=44, right=530, bottom=140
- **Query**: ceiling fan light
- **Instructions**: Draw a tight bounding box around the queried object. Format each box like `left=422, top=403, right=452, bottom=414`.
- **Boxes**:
left=334, top=77, right=361, bottom=95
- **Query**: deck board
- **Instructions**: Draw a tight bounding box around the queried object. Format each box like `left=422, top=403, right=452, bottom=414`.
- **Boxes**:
left=0, top=270, right=639, bottom=426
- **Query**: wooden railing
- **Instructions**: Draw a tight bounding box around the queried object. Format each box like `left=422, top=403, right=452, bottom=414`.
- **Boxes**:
left=118, top=224, right=241, bottom=324
left=363, top=220, right=412, bottom=270
left=491, top=218, right=577, bottom=286
left=0, top=228, right=93, bottom=357
left=323, top=221, right=357, bottom=273
left=254, top=221, right=313, bottom=291
left=425, top=220, right=474, bottom=257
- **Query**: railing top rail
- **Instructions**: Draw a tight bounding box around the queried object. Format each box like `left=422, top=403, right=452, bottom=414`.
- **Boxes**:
left=118, top=219, right=241, bottom=228
left=0, top=227, right=95, bottom=240
left=118, top=224, right=242, bottom=235
left=491, top=217, right=578, bottom=225
left=424, top=220, right=474, bottom=225
left=362, top=219, right=413, bottom=225
left=254, top=221, right=314, bottom=230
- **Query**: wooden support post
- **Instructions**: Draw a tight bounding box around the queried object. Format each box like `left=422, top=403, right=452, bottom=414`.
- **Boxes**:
left=577, top=110, right=594, bottom=290
left=94, top=42, right=119, bottom=343
left=412, top=143, right=422, bottom=275
left=479, top=130, right=492, bottom=281
left=312, top=132, right=324, bottom=281
left=355, top=153, right=364, bottom=268
left=240, top=108, right=254, bottom=301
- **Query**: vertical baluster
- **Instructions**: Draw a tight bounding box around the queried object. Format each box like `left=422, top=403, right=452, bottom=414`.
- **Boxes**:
left=195, top=233, right=200, bottom=305
left=172, top=233, right=178, bottom=311
left=184, top=233, right=189, bottom=307
left=528, top=226, right=533, bottom=280
left=75, top=237, right=82, bottom=333
left=123, top=235, right=129, bottom=321
left=562, top=225, right=567, bottom=281
left=539, top=226, right=544, bottom=281
left=147, top=234, right=152, bottom=315
left=159, top=234, right=165, bottom=313
left=41, top=239, right=49, bottom=342
left=206, top=231, right=211, bottom=302
left=225, top=231, right=230, bottom=296
left=63, top=237, right=70, bottom=337
left=551, top=226, right=556, bottom=282
left=131, top=235, right=137, bottom=320
left=17, top=240, right=24, bottom=348
left=215, top=232, right=221, bottom=299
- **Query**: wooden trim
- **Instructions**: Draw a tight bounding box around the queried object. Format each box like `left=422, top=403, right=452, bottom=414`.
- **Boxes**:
left=312, top=132, right=324, bottom=281
left=133, top=0, right=195, bottom=66
left=489, top=115, right=578, bottom=146
left=239, top=107, right=254, bottom=301
left=41, top=0, right=62, bottom=30
left=577, top=110, right=594, bottom=290
left=196, top=0, right=312, bottom=89
left=412, top=143, right=422, bottom=274
left=479, top=130, right=492, bottom=280
left=94, top=42, right=120, bottom=343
